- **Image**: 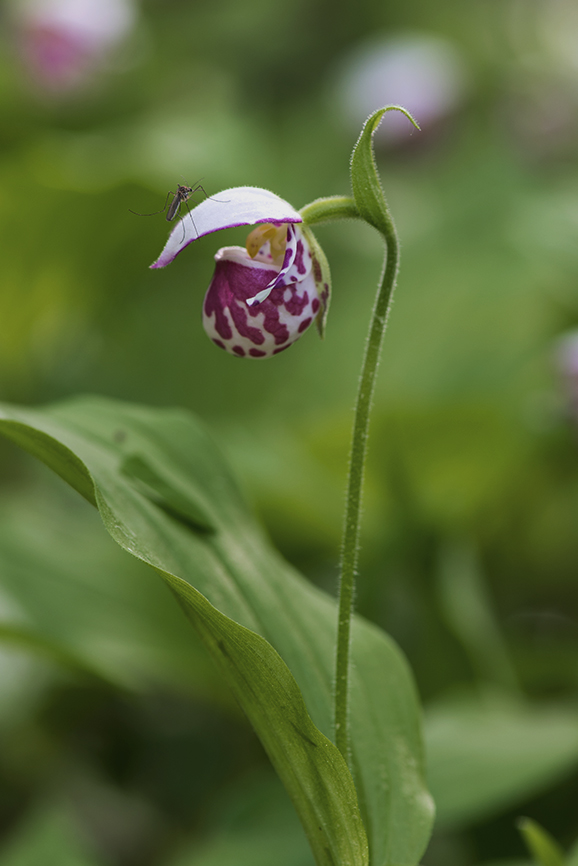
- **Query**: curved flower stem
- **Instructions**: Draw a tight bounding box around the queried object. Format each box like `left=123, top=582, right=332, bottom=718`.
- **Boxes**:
left=335, top=216, right=399, bottom=761
left=299, top=106, right=417, bottom=763
left=333, top=105, right=418, bottom=762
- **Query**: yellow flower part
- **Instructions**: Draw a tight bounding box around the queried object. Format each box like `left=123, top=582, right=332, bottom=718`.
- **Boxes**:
left=245, top=223, right=288, bottom=266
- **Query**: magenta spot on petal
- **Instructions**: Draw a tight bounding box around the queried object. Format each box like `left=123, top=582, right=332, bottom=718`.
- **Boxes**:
left=247, top=291, right=291, bottom=345
left=204, top=257, right=317, bottom=352
left=205, top=260, right=268, bottom=345
left=212, top=338, right=225, bottom=349
left=204, top=282, right=233, bottom=340
left=294, top=240, right=307, bottom=275
left=228, top=298, right=265, bottom=345
left=249, top=348, right=267, bottom=357
left=261, top=281, right=308, bottom=319
left=284, top=287, right=309, bottom=317
left=273, top=343, right=291, bottom=355
left=298, top=316, right=312, bottom=334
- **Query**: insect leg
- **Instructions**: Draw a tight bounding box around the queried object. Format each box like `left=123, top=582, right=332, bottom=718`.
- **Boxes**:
left=182, top=198, right=199, bottom=242
left=129, top=190, right=174, bottom=217
left=167, top=199, right=192, bottom=244
left=192, top=184, right=229, bottom=204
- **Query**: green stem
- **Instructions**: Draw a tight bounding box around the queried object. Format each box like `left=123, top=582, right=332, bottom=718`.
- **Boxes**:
left=298, top=105, right=414, bottom=761
left=334, top=212, right=399, bottom=761
left=300, top=195, right=359, bottom=226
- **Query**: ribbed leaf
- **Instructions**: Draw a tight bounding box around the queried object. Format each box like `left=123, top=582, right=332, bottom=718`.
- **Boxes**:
left=0, top=492, right=221, bottom=696
left=0, top=396, right=433, bottom=866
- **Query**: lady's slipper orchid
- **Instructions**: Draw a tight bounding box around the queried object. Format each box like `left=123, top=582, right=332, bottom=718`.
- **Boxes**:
left=151, top=186, right=330, bottom=358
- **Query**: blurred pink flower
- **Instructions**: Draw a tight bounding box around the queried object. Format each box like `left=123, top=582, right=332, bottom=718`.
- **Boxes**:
left=14, top=0, right=137, bottom=92
left=335, top=33, right=468, bottom=143
left=556, top=331, right=578, bottom=422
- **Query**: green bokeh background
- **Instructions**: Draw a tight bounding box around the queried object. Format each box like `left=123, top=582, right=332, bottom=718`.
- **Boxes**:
left=1, top=0, right=578, bottom=864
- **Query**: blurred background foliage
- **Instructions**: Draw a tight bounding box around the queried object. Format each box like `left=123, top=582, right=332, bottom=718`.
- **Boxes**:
left=0, top=0, right=578, bottom=864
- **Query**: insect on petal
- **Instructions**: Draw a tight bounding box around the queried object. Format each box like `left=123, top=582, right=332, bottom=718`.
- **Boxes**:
left=151, top=187, right=303, bottom=269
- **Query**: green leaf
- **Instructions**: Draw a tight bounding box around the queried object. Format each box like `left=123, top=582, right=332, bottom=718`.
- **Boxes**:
left=425, top=691, right=578, bottom=828
left=0, top=396, right=432, bottom=866
left=517, top=818, right=565, bottom=866
left=163, top=569, right=368, bottom=866
left=0, top=489, right=223, bottom=697
left=350, top=107, right=419, bottom=236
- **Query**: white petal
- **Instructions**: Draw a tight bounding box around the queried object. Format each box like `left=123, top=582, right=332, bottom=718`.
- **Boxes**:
left=150, top=186, right=302, bottom=269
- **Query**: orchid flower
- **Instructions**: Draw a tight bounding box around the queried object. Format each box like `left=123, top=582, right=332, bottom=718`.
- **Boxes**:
left=151, top=186, right=331, bottom=358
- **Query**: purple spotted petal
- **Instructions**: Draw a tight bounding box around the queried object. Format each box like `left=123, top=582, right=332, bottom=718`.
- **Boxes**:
left=151, top=186, right=303, bottom=269
left=203, top=246, right=321, bottom=359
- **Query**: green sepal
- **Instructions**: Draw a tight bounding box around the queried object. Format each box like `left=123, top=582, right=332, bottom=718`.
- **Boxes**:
left=517, top=817, right=565, bottom=866
left=301, top=225, right=331, bottom=339
left=350, top=106, right=419, bottom=236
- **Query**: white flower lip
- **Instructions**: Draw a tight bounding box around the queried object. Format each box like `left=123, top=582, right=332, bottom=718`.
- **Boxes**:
left=150, top=186, right=303, bottom=269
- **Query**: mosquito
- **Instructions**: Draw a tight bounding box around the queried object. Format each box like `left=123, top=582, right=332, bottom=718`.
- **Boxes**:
left=130, top=181, right=209, bottom=241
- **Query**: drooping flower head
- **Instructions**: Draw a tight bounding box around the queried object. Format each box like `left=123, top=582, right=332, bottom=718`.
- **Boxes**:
left=151, top=187, right=330, bottom=359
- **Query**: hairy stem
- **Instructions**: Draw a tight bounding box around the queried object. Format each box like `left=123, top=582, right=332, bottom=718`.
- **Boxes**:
left=334, top=214, right=399, bottom=761
left=300, top=196, right=359, bottom=226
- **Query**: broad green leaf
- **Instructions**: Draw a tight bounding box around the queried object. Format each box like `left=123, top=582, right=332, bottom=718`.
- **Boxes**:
left=2, top=418, right=354, bottom=866
left=0, top=396, right=433, bottom=866
left=517, top=818, right=565, bottom=866
left=425, top=691, right=578, bottom=828
left=161, top=568, right=368, bottom=866
left=0, top=490, right=224, bottom=698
